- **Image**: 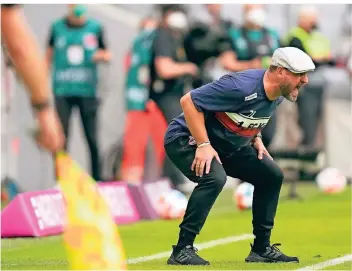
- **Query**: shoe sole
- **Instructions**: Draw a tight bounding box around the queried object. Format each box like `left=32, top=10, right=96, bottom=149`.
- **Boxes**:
left=245, top=255, right=299, bottom=263
left=167, top=257, right=210, bottom=266
left=167, top=257, right=181, bottom=265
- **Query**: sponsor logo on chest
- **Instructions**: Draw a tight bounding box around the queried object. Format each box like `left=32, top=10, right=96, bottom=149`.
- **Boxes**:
left=215, top=110, right=270, bottom=137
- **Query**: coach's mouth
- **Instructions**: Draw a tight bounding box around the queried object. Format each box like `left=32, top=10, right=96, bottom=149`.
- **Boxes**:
left=293, top=84, right=302, bottom=94
left=292, top=85, right=301, bottom=97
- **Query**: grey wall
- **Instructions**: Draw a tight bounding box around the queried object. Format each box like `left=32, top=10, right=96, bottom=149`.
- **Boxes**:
left=1, top=4, right=350, bottom=191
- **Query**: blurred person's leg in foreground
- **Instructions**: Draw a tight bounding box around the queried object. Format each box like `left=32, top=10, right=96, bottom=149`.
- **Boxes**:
left=1, top=4, right=64, bottom=153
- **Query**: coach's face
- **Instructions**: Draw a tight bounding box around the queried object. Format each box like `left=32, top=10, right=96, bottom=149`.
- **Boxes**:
left=278, top=68, right=309, bottom=102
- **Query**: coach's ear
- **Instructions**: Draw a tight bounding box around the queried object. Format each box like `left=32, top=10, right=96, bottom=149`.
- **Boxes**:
left=276, top=66, right=285, bottom=77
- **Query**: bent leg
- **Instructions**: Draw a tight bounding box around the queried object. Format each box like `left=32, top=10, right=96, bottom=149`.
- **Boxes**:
left=223, top=146, right=284, bottom=251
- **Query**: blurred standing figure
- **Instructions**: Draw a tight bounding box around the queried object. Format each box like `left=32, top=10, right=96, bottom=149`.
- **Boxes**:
left=1, top=4, right=64, bottom=153
left=226, top=4, right=282, bottom=148
left=284, top=5, right=334, bottom=148
left=149, top=4, right=199, bottom=190
left=46, top=4, right=111, bottom=181
left=184, top=4, right=235, bottom=86
left=121, top=17, right=168, bottom=183
left=150, top=4, right=198, bottom=120
left=335, top=8, right=352, bottom=77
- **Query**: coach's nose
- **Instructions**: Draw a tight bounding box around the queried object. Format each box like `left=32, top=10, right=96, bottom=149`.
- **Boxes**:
left=301, top=73, right=309, bottom=84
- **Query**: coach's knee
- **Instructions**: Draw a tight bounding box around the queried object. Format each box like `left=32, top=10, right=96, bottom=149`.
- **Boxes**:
left=271, top=166, right=284, bottom=186
left=206, top=161, right=227, bottom=192
left=261, top=156, right=284, bottom=187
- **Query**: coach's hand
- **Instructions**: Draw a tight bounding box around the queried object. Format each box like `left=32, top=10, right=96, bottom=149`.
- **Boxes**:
left=191, top=144, right=222, bottom=177
left=253, top=137, right=273, bottom=160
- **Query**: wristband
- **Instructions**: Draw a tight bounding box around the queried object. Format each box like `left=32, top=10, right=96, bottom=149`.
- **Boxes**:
left=197, top=142, right=210, bottom=148
left=31, top=100, right=51, bottom=112
left=254, top=133, right=262, bottom=139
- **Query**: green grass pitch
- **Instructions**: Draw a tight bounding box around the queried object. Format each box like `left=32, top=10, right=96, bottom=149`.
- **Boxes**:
left=1, top=183, right=351, bottom=270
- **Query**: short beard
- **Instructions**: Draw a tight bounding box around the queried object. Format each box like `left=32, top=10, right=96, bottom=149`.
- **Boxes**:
left=280, top=83, right=295, bottom=102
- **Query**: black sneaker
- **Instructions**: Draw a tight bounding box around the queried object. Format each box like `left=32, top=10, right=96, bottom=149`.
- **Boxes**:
left=167, top=245, right=210, bottom=265
left=245, top=243, right=299, bottom=263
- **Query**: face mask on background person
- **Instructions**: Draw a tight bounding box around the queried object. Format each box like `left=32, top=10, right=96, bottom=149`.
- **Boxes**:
left=245, top=8, right=267, bottom=27
left=73, top=5, right=87, bottom=18
left=142, top=23, right=157, bottom=33
left=166, top=11, right=189, bottom=31
left=143, top=25, right=156, bottom=32
left=311, top=23, right=319, bottom=30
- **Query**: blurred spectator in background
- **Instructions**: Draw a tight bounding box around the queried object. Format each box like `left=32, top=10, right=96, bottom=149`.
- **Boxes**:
left=149, top=4, right=198, bottom=191
left=46, top=4, right=111, bottom=181
left=1, top=4, right=64, bottom=153
left=217, top=5, right=264, bottom=73
left=335, top=8, right=352, bottom=77
left=226, top=4, right=281, bottom=148
left=184, top=4, right=234, bottom=86
left=284, top=5, right=334, bottom=148
left=121, top=16, right=168, bottom=184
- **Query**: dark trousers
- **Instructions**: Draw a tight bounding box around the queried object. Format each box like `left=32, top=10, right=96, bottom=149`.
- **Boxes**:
left=55, top=96, right=101, bottom=181
left=154, top=93, right=185, bottom=187
left=297, top=86, right=324, bottom=147
left=165, top=135, right=284, bottom=243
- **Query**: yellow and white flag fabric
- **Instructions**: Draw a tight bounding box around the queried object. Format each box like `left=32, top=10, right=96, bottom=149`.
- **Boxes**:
left=56, top=151, right=127, bottom=270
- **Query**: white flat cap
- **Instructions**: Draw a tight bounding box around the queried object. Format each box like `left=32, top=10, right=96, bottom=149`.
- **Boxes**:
left=271, top=47, right=315, bottom=73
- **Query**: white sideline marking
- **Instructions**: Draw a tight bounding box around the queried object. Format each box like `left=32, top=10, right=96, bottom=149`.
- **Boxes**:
left=88, top=4, right=141, bottom=27
left=296, top=254, right=352, bottom=270
left=127, top=233, right=253, bottom=264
